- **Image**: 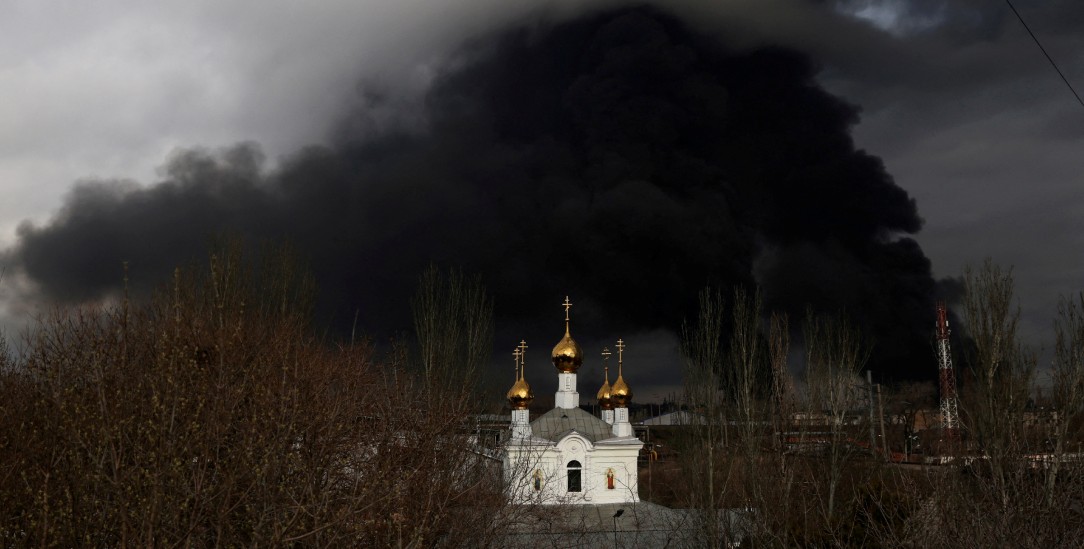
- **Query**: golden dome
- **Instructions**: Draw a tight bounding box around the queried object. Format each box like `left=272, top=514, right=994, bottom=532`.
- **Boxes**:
left=611, top=375, right=632, bottom=408
left=611, top=338, right=632, bottom=408
left=507, top=345, right=534, bottom=410
left=597, top=365, right=613, bottom=410
left=598, top=349, right=615, bottom=410
left=552, top=296, right=583, bottom=373
left=507, top=377, right=534, bottom=410
left=551, top=331, right=583, bottom=373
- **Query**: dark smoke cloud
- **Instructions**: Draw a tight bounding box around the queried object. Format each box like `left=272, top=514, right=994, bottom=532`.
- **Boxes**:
left=6, top=5, right=948, bottom=381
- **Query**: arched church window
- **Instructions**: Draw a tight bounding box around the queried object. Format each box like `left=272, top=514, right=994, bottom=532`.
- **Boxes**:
left=533, top=469, right=542, bottom=492
left=567, top=460, right=582, bottom=493
left=606, top=468, right=615, bottom=490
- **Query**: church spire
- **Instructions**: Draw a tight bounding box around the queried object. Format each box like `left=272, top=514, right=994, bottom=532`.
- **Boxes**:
left=507, top=341, right=534, bottom=440
left=611, top=338, right=634, bottom=437
left=551, top=296, right=583, bottom=373
left=611, top=338, right=632, bottom=408
left=506, top=342, right=533, bottom=410
left=597, top=347, right=614, bottom=411
left=598, top=347, right=615, bottom=425
left=552, top=296, right=582, bottom=409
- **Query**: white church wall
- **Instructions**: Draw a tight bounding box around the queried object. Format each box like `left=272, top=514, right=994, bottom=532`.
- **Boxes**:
left=505, top=433, right=640, bottom=505
left=585, top=445, right=641, bottom=505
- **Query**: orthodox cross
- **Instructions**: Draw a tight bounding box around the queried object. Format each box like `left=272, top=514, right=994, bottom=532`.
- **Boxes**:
left=518, top=339, right=528, bottom=375
left=562, top=296, right=573, bottom=323
left=616, top=338, right=626, bottom=374
left=513, top=347, right=522, bottom=380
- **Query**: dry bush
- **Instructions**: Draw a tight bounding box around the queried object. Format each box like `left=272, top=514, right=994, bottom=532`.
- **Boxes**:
left=654, top=270, right=1083, bottom=547
left=0, top=247, right=509, bottom=547
left=858, top=261, right=1084, bottom=549
left=673, top=287, right=902, bottom=547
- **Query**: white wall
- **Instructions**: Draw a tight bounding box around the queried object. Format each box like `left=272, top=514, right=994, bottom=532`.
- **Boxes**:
left=505, top=434, right=640, bottom=505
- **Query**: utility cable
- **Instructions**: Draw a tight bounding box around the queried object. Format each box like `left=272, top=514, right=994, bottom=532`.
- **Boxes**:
left=1006, top=0, right=1084, bottom=108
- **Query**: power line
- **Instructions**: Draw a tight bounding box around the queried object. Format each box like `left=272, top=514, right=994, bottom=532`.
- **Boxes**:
left=1005, top=0, right=1084, bottom=108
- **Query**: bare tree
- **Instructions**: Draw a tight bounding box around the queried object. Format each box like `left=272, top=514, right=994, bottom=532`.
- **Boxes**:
left=0, top=245, right=512, bottom=547
left=675, top=287, right=779, bottom=547
left=727, top=287, right=764, bottom=450
left=412, top=264, right=494, bottom=410
left=1047, top=292, right=1084, bottom=502
left=769, top=312, right=794, bottom=454
left=400, top=265, right=504, bottom=545
left=725, top=287, right=770, bottom=535
left=960, top=259, right=1036, bottom=509
left=861, top=262, right=1081, bottom=549
left=677, top=287, right=738, bottom=547
left=750, top=312, right=803, bottom=545
left=802, top=310, right=871, bottom=528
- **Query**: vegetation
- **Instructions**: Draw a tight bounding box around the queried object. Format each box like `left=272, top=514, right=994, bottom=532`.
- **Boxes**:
left=0, top=244, right=509, bottom=546
left=668, top=261, right=1084, bottom=547
left=1, top=249, right=1082, bottom=546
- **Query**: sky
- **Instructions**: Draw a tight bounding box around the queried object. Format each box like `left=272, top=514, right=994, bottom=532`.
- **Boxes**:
left=1, top=0, right=1082, bottom=400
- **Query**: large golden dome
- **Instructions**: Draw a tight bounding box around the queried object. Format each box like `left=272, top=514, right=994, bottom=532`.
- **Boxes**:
left=551, top=331, right=583, bottom=373
left=552, top=296, right=583, bottom=373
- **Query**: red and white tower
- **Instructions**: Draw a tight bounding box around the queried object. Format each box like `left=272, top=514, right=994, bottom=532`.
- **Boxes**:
left=935, top=302, right=960, bottom=443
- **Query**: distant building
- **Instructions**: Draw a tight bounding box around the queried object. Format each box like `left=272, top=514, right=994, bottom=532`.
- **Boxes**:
left=640, top=410, right=706, bottom=426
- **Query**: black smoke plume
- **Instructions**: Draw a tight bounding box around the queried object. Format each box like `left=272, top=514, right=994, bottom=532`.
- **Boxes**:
left=6, top=5, right=946, bottom=381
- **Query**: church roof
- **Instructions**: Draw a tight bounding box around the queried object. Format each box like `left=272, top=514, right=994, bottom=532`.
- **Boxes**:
left=530, top=407, right=614, bottom=443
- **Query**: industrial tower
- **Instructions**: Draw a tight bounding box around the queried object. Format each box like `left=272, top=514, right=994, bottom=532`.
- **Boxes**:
left=935, top=302, right=960, bottom=444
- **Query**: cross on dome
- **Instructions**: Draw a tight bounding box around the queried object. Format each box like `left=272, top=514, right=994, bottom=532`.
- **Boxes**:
left=597, top=347, right=614, bottom=410
left=611, top=338, right=632, bottom=408
left=562, top=296, right=573, bottom=334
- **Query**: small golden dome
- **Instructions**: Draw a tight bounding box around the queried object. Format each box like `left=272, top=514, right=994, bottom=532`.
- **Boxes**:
left=598, top=349, right=615, bottom=410
left=611, top=375, right=632, bottom=408
left=552, top=296, right=583, bottom=373
left=507, top=377, right=534, bottom=410
left=598, top=375, right=615, bottom=410
left=507, top=344, right=534, bottom=410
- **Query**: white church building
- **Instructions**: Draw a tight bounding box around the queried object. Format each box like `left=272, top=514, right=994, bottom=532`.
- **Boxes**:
left=502, top=298, right=643, bottom=505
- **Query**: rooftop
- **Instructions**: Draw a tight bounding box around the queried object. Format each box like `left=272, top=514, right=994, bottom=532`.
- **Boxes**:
left=531, top=407, right=615, bottom=443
